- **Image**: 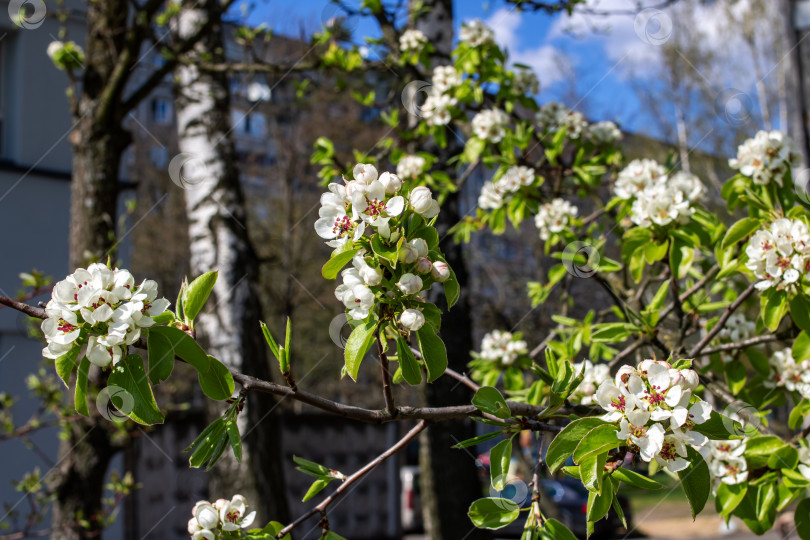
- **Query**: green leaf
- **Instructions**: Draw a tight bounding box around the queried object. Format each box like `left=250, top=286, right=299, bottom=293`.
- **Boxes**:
left=344, top=319, right=378, bottom=381
left=452, top=431, right=502, bottom=449
left=793, top=331, right=810, bottom=361
left=612, top=468, right=663, bottom=490
left=489, top=438, right=513, bottom=490
left=293, top=456, right=331, bottom=476
left=715, top=482, right=747, bottom=517
left=581, top=452, right=608, bottom=493
left=472, top=386, right=511, bottom=419
left=573, top=424, right=621, bottom=464
left=371, top=234, right=398, bottom=265
left=796, top=498, right=810, bottom=540
left=586, top=471, right=613, bottom=521
left=189, top=421, right=226, bottom=468
left=146, top=327, right=175, bottom=385
left=322, top=247, right=360, bottom=279
left=260, top=321, right=280, bottom=360
left=181, top=270, right=218, bottom=322
left=55, top=342, right=82, bottom=388
left=396, top=336, right=421, bottom=385
left=789, top=399, right=810, bottom=430
left=541, top=518, right=579, bottom=540
left=282, top=316, right=292, bottom=373
left=756, top=481, right=777, bottom=528
left=417, top=324, right=447, bottom=382
left=790, top=294, right=810, bottom=334
left=108, top=354, right=164, bottom=425
left=590, top=322, right=636, bottom=342
left=762, top=289, right=788, bottom=332
left=546, top=418, right=608, bottom=473
left=147, top=326, right=234, bottom=400
left=302, top=477, right=332, bottom=502
left=467, top=498, right=520, bottom=530
left=678, top=446, right=710, bottom=519
left=721, top=217, right=760, bottom=249
left=75, top=356, right=90, bottom=416
left=691, top=411, right=742, bottom=440
left=421, top=303, right=442, bottom=332
left=226, top=418, right=242, bottom=463
left=744, top=436, right=788, bottom=468
left=442, top=265, right=460, bottom=308
left=322, top=532, right=347, bottom=540
left=724, top=362, right=747, bottom=395
left=610, top=478, right=627, bottom=528
left=767, top=445, right=798, bottom=470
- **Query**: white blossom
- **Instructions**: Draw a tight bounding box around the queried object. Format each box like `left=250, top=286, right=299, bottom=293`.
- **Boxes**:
left=569, top=360, right=611, bottom=405
left=534, top=198, right=578, bottom=240
left=614, top=159, right=667, bottom=200
left=459, top=19, right=494, bottom=47
left=378, top=172, right=402, bottom=195
left=422, top=92, right=457, bottom=126
left=513, top=68, right=539, bottom=95
left=535, top=102, right=588, bottom=140
left=477, top=182, right=506, bottom=210
left=432, top=65, right=462, bottom=93
left=729, top=130, right=799, bottom=186
left=745, top=218, right=810, bottom=291
left=431, top=261, right=451, bottom=282
left=713, top=313, right=756, bottom=362
left=615, top=161, right=705, bottom=228
left=701, top=439, right=749, bottom=492
left=596, top=359, right=712, bottom=467
left=335, top=269, right=375, bottom=321
left=409, top=186, right=440, bottom=219
left=41, top=264, right=168, bottom=368
left=397, top=155, right=426, bottom=180
left=400, top=309, right=426, bottom=331
left=397, top=273, right=423, bottom=296
left=472, top=108, right=509, bottom=144
left=218, top=495, right=255, bottom=531
left=476, top=330, right=528, bottom=367
left=587, top=121, right=622, bottom=145
left=399, top=29, right=428, bottom=52
left=764, top=347, right=810, bottom=398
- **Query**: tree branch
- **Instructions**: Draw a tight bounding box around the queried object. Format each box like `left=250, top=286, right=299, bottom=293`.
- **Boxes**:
left=687, top=283, right=757, bottom=358
left=0, top=296, right=47, bottom=319
left=277, top=420, right=428, bottom=538
left=698, top=334, right=787, bottom=356
left=376, top=334, right=396, bottom=415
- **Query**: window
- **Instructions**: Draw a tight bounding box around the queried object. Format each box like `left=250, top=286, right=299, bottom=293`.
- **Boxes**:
left=231, top=110, right=266, bottom=138
left=149, top=147, right=168, bottom=168
left=151, top=98, right=172, bottom=125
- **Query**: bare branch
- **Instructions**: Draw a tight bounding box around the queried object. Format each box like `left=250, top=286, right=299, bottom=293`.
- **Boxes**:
left=687, top=283, right=757, bottom=358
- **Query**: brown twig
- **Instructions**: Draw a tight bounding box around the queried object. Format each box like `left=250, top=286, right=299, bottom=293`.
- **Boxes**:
left=277, top=420, right=428, bottom=538
left=0, top=296, right=47, bottom=319
left=698, top=334, right=787, bottom=356
left=687, top=283, right=757, bottom=358
left=376, top=334, right=396, bottom=415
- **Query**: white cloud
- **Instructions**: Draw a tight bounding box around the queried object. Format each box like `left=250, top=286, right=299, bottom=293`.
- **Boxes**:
left=479, top=8, right=570, bottom=88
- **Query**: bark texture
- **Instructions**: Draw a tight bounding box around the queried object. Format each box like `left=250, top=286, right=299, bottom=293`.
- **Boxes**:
left=174, top=0, right=289, bottom=524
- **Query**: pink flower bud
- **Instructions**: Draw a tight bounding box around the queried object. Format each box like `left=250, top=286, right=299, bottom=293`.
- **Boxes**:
left=416, top=258, right=432, bottom=274
left=431, top=261, right=451, bottom=282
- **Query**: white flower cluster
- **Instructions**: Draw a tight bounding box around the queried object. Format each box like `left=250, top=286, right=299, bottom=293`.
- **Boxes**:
left=399, top=29, right=428, bottom=52
left=536, top=102, right=588, bottom=140
left=713, top=313, right=756, bottom=363
left=764, top=348, right=810, bottom=398
left=188, top=495, right=256, bottom=540
left=534, top=198, right=578, bottom=240
left=513, top=68, right=539, bottom=95
left=614, top=160, right=705, bottom=228
left=596, top=359, right=711, bottom=472
left=420, top=65, right=463, bottom=126
left=42, top=263, right=169, bottom=368
left=459, top=19, right=495, bottom=47
left=477, top=330, right=528, bottom=367
left=587, top=121, right=623, bottom=146
left=800, top=444, right=810, bottom=481
left=701, top=439, right=748, bottom=492
left=476, top=166, right=536, bottom=210
left=397, top=155, right=426, bottom=180
left=315, top=164, right=440, bottom=248
left=432, top=65, right=462, bottom=93
left=569, top=360, right=610, bottom=406
left=729, top=130, right=799, bottom=186
left=472, top=108, right=510, bottom=144
left=745, top=218, right=810, bottom=291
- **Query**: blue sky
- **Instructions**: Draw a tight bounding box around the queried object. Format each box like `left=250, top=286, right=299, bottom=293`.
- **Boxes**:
left=238, top=0, right=777, bottom=151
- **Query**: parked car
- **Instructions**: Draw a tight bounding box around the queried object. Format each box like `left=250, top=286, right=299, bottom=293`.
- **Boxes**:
left=400, top=465, right=423, bottom=533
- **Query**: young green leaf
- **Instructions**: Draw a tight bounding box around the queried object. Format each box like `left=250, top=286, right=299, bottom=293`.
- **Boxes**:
left=714, top=482, right=747, bottom=517
left=260, top=321, right=280, bottom=360
left=489, top=437, right=513, bottom=490
left=572, top=424, right=621, bottom=464
left=302, top=477, right=332, bottom=502
left=471, top=386, right=511, bottom=419
left=344, top=319, right=378, bottom=381
left=721, top=217, right=760, bottom=249
left=322, top=248, right=360, bottom=279
left=541, top=518, right=579, bottom=540
left=678, top=446, right=710, bottom=519
left=396, top=336, right=421, bottom=385
left=416, top=324, right=447, bottom=382
left=181, top=270, right=218, bottom=322
left=108, top=354, right=164, bottom=425
left=75, top=356, right=91, bottom=416
left=225, top=418, right=242, bottom=463
left=546, top=418, right=608, bottom=473
left=586, top=474, right=613, bottom=521
left=467, top=498, right=520, bottom=530
left=452, top=431, right=502, bottom=449
left=54, top=341, right=82, bottom=388
left=796, top=498, right=810, bottom=540
left=612, top=468, right=663, bottom=490
left=580, top=452, right=608, bottom=493
left=146, top=327, right=176, bottom=385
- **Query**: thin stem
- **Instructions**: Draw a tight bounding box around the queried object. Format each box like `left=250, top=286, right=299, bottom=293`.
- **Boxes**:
left=659, top=265, right=720, bottom=320
left=443, top=367, right=480, bottom=392
left=376, top=334, right=396, bottom=415
left=687, top=283, right=757, bottom=358
left=277, top=421, right=428, bottom=538
left=698, top=334, right=786, bottom=356
left=0, top=296, right=46, bottom=319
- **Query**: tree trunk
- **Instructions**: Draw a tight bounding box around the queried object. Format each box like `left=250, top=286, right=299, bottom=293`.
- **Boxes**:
left=174, top=0, right=289, bottom=524
left=412, top=2, right=489, bottom=539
